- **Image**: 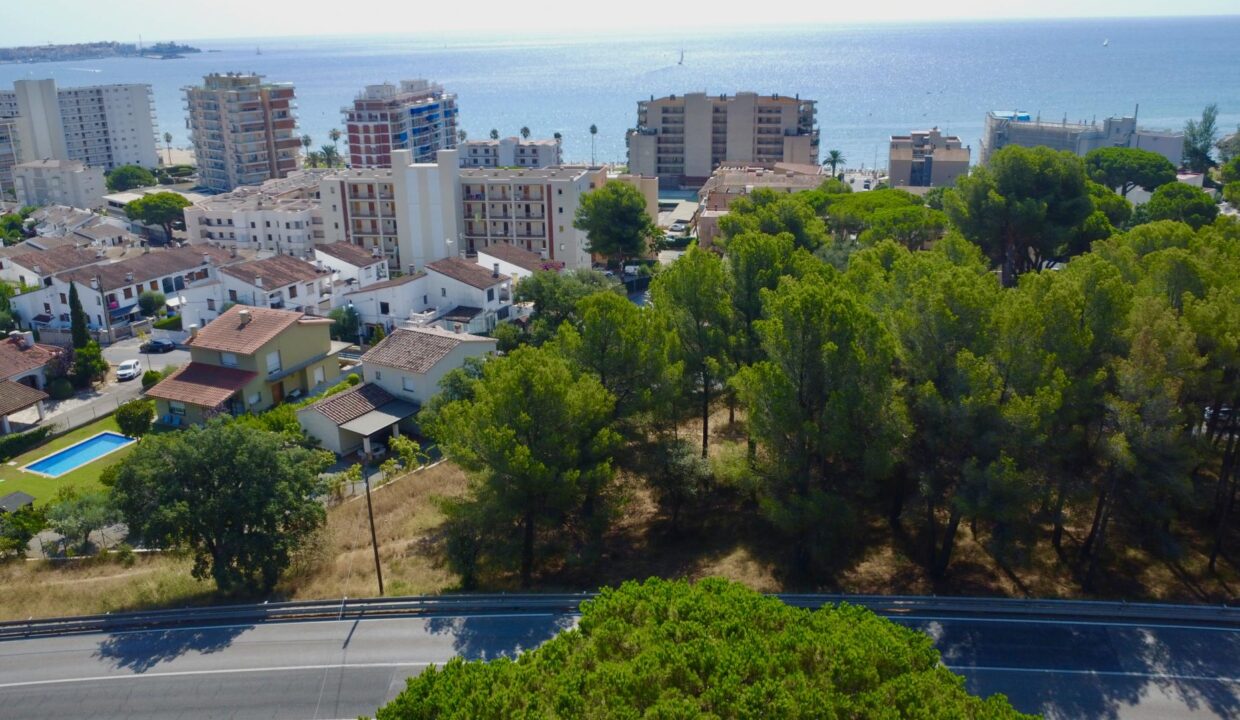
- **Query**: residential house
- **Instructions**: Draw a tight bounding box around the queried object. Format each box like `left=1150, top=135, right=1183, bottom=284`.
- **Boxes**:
left=0, top=330, right=63, bottom=390
left=424, top=257, right=510, bottom=334
left=298, top=325, right=494, bottom=456
left=147, top=304, right=343, bottom=425
left=313, top=242, right=388, bottom=291
left=0, top=244, right=103, bottom=286
left=341, top=272, right=430, bottom=334
left=476, top=243, right=562, bottom=285
left=218, top=254, right=333, bottom=314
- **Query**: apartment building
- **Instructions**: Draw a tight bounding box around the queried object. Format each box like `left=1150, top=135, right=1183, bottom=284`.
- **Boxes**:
left=0, top=79, right=159, bottom=172
left=343, top=79, right=458, bottom=168
left=981, top=110, right=1182, bottom=165
left=184, top=170, right=329, bottom=256
left=627, top=92, right=818, bottom=187
left=888, top=128, right=971, bottom=189
left=318, top=148, right=460, bottom=274
left=148, top=304, right=342, bottom=425
left=184, top=73, right=300, bottom=192
left=0, top=118, right=19, bottom=197
left=13, top=159, right=106, bottom=210
left=460, top=137, right=561, bottom=169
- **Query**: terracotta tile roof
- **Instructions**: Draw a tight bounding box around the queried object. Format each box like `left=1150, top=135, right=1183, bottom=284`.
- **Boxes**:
left=344, top=271, right=426, bottom=295
left=0, top=379, right=48, bottom=417
left=0, top=337, right=62, bottom=379
left=477, top=243, right=561, bottom=273
left=145, top=362, right=256, bottom=408
left=58, top=246, right=233, bottom=292
left=315, top=242, right=383, bottom=267
left=361, top=327, right=493, bottom=374
left=426, top=256, right=508, bottom=289
left=187, top=304, right=309, bottom=355
left=219, top=254, right=327, bottom=289
left=8, top=245, right=104, bottom=275
left=302, top=383, right=395, bottom=424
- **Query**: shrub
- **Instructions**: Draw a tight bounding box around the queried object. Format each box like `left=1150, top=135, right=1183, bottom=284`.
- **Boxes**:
left=116, top=399, right=154, bottom=438
left=0, top=425, right=53, bottom=462
left=152, top=315, right=182, bottom=330
left=48, top=377, right=74, bottom=400
left=137, top=291, right=166, bottom=317
left=141, top=370, right=163, bottom=389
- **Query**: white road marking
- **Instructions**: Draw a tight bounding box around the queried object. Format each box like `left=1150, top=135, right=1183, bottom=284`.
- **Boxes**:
left=0, top=662, right=434, bottom=689
left=949, top=665, right=1240, bottom=684
left=895, top=615, right=1240, bottom=633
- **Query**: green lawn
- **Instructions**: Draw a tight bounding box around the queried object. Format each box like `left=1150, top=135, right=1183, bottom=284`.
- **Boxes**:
left=0, top=416, right=135, bottom=503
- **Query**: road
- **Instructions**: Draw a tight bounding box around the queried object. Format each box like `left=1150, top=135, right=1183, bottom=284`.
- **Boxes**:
left=0, top=609, right=1237, bottom=719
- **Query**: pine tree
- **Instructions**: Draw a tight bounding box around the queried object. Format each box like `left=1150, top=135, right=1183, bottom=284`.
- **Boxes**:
left=68, top=282, right=89, bottom=349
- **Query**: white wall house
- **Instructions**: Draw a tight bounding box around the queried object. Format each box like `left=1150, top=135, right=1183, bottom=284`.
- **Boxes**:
left=313, top=242, right=388, bottom=292
left=423, top=257, right=510, bottom=334
left=218, top=254, right=333, bottom=315
left=360, top=326, right=496, bottom=406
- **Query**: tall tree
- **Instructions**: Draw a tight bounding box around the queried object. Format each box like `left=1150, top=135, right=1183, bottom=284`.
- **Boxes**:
left=106, top=165, right=156, bottom=192
left=424, top=346, right=620, bottom=586
left=319, top=144, right=340, bottom=169
left=109, top=419, right=331, bottom=593
left=1183, top=103, right=1219, bottom=173
left=514, top=268, right=619, bottom=343
left=68, top=281, right=89, bottom=349
left=589, top=123, right=598, bottom=165
left=519, top=126, right=530, bottom=140
left=857, top=205, right=949, bottom=250
left=1084, top=146, right=1177, bottom=198
left=300, top=134, right=312, bottom=158
left=125, top=191, right=192, bottom=240
left=456, top=129, right=467, bottom=144
left=328, top=127, right=342, bottom=157
left=573, top=181, right=657, bottom=266
left=652, top=246, right=730, bottom=457
left=489, top=128, right=499, bottom=140
left=163, top=131, right=173, bottom=165
left=717, top=188, right=828, bottom=251
left=734, top=274, right=899, bottom=575
left=944, top=145, right=1093, bottom=286
left=724, top=230, right=797, bottom=370
left=824, top=149, right=845, bottom=175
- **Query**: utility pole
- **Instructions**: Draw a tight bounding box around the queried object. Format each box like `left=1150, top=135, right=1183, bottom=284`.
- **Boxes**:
left=363, top=467, right=384, bottom=596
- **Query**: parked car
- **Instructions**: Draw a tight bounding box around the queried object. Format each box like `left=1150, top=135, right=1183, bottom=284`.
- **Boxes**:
left=116, top=359, right=143, bottom=381
left=142, top=338, right=177, bottom=354
left=669, top=222, right=688, bottom=233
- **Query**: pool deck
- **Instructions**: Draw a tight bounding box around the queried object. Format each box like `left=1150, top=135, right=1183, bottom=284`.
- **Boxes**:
left=20, top=431, right=137, bottom=479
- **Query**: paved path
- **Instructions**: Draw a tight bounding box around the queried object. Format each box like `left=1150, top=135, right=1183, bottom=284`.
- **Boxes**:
left=0, top=610, right=1236, bottom=719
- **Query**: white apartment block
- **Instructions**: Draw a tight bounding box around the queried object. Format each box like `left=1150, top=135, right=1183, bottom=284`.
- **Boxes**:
left=0, top=117, right=20, bottom=198
left=460, top=137, right=562, bottom=169
left=344, top=80, right=458, bottom=168
left=627, top=92, right=819, bottom=187
left=184, top=170, right=329, bottom=256
left=981, top=111, right=1183, bottom=165
left=0, top=79, right=159, bottom=172
left=318, top=148, right=460, bottom=274
left=184, top=73, right=300, bottom=193
left=14, top=159, right=106, bottom=210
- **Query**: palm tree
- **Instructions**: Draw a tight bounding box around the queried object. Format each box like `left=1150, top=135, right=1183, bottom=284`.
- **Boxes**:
left=306, top=151, right=323, bottom=169
left=328, top=128, right=341, bottom=151
left=457, top=129, right=467, bottom=144
left=520, top=126, right=530, bottom=140
left=489, top=128, right=500, bottom=140
left=553, top=131, right=562, bottom=143
left=163, top=132, right=173, bottom=165
left=320, top=144, right=339, bottom=169
left=301, top=134, right=312, bottom=155
left=825, top=149, right=845, bottom=176
left=589, top=124, right=598, bottom=165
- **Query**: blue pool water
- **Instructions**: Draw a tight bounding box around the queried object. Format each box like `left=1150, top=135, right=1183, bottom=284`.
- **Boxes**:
left=24, top=432, right=135, bottom=477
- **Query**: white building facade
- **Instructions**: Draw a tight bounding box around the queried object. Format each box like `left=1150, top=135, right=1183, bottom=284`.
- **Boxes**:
left=14, top=159, right=106, bottom=210
left=460, top=137, right=562, bottom=169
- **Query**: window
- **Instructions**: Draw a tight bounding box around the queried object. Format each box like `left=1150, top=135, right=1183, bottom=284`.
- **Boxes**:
left=248, top=392, right=261, bottom=406
left=288, top=285, right=298, bottom=299
left=228, top=289, right=237, bottom=301
left=374, top=370, right=381, bottom=380
left=440, top=288, right=446, bottom=297
left=379, top=301, right=390, bottom=315
left=207, top=298, right=216, bottom=311
left=58, top=293, right=66, bottom=305
left=123, top=287, right=133, bottom=300
left=220, top=352, right=238, bottom=367
left=169, top=401, right=186, bottom=416
left=313, top=366, right=325, bottom=385
left=402, top=375, right=415, bottom=392
left=266, top=350, right=281, bottom=375
left=422, top=295, right=428, bottom=305
left=487, top=288, right=494, bottom=302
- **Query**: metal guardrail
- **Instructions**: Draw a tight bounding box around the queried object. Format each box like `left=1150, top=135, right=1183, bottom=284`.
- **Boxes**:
left=0, top=592, right=1235, bottom=642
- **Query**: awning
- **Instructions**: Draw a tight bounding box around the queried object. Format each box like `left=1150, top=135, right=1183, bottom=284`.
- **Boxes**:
left=165, top=296, right=184, bottom=308
left=109, top=303, right=138, bottom=319
left=339, top=400, right=419, bottom=436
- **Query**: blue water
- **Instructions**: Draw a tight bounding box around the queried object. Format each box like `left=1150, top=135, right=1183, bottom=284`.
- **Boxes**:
left=0, top=17, right=1236, bottom=170
left=25, top=432, right=134, bottom=477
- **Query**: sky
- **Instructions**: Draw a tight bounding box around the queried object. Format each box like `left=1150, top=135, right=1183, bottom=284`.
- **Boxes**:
left=3, top=0, right=1240, bottom=45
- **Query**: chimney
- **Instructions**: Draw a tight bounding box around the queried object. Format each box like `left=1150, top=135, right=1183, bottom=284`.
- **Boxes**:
left=453, top=323, right=463, bottom=334
left=90, top=277, right=99, bottom=290
left=201, top=252, right=212, bottom=265
left=21, top=331, right=33, bottom=349
left=238, top=309, right=252, bottom=325
left=189, top=324, right=199, bottom=338
left=230, top=244, right=237, bottom=258
left=32, top=265, right=41, bottom=275
left=254, top=276, right=263, bottom=288
left=492, top=263, right=499, bottom=279
left=124, top=272, right=133, bottom=283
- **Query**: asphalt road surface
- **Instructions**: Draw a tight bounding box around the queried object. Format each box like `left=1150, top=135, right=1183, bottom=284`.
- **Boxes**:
left=0, top=611, right=1237, bottom=719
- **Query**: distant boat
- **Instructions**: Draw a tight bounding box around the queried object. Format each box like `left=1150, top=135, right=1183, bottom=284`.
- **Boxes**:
left=678, top=49, right=684, bottom=66
left=1102, top=39, right=1109, bottom=47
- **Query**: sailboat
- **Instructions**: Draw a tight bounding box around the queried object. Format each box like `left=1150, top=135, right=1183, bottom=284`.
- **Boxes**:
left=1102, top=39, right=1109, bottom=47
left=678, top=49, right=684, bottom=66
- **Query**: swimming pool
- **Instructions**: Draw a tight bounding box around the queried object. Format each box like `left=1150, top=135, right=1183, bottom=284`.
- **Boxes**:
left=23, top=432, right=136, bottom=478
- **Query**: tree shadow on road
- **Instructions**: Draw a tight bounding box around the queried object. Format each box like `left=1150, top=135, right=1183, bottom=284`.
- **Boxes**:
left=93, top=623, right=253, bottom=673
left=914, top=618, right=1240, bottom=719
left=424, top=613, right=575, bottom=661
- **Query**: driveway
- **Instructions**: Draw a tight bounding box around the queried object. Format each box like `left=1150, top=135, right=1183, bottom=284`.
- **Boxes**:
left=8, top=338, right=189, bottom=433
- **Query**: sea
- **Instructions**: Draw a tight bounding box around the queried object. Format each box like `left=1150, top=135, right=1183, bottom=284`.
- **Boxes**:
left=0, top=16, right=1237, bottom=171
